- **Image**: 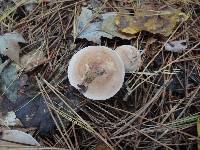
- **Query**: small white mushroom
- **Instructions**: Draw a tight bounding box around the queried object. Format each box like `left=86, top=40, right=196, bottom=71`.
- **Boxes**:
left=115, top=45, right=142, bottom=73
left=68, top=46, right=125, bottom=100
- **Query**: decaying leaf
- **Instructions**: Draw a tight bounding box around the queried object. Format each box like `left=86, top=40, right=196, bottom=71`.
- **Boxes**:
left=76, top=7, right=112, bottom=43
left=0, top=31, right=26, bottom=63
left=19, top=49, right=46, bottom=71
left=165, top=40, right=187, bottom=53
left=0, top=130, right=40, bottom=146
left=0, top=111, right=22, bottom=127
left=115, top=6, right=189, bottom=36
left=76, top=7, right=133, bottom=44
left=15, top=95, right=56, bottom=135
left=102, top=12, right=134, bottom=40
left=0, top=62, right=19, bottom=102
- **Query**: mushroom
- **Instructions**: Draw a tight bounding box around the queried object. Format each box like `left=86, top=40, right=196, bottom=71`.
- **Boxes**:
left=115, top=45, right=142, bottom=73
left=68, top=46, right=125, bottom=100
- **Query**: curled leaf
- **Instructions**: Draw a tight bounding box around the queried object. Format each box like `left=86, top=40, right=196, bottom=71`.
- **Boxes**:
left=0, top=130, right=40, bottom=146
left=76, top=7, right=111, bottom=43
left=0, top=31, right=26, bottom=63
left=76, top=7, right=134, bottom=44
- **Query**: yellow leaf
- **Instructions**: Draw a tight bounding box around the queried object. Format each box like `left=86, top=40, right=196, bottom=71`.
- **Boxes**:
left=121, top=26, right=140, bottom=34
left=115, top=15, right=140, bottom=34
left=114, top=6, right=189, bottom=36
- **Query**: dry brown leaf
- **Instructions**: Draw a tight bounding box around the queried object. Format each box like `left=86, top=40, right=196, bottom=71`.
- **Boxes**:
left=19, top=50, right=46, bottom=71
left=115, top=6, right=189, bottom=36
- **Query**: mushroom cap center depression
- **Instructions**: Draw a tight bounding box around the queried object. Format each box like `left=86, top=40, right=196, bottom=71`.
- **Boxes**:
left=77, top=50, right=116, bottom=92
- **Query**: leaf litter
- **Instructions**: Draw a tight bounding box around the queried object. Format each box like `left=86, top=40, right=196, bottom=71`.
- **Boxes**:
left=0, top=0, right=200, bottom=149
left=76, top=7, right=134, bottom=44
left=76, top=5, right=188, bottom=44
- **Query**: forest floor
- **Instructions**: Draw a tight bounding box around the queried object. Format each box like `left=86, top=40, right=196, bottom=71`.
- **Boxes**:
left=0, top=0, right=200, bottom=150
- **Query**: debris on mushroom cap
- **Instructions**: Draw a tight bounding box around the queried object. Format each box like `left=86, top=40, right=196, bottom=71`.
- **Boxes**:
left=68, top=46, right=125, bottom=100
left=115, top=45, right=142, bottom=73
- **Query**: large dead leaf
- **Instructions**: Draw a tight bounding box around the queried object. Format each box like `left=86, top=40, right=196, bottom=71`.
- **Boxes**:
left=115, top=6, right=189, bottom=36
left=76, top=7, right=133, bottom=44
left=0, top=130, right=40, bottom=146
left=0, top=31, right=26, bottom=63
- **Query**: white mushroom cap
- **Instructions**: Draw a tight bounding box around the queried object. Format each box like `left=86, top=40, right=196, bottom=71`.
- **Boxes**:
left=68, top=46, right=125, bottom=100
left=115, top=45, right=142, bottom=73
